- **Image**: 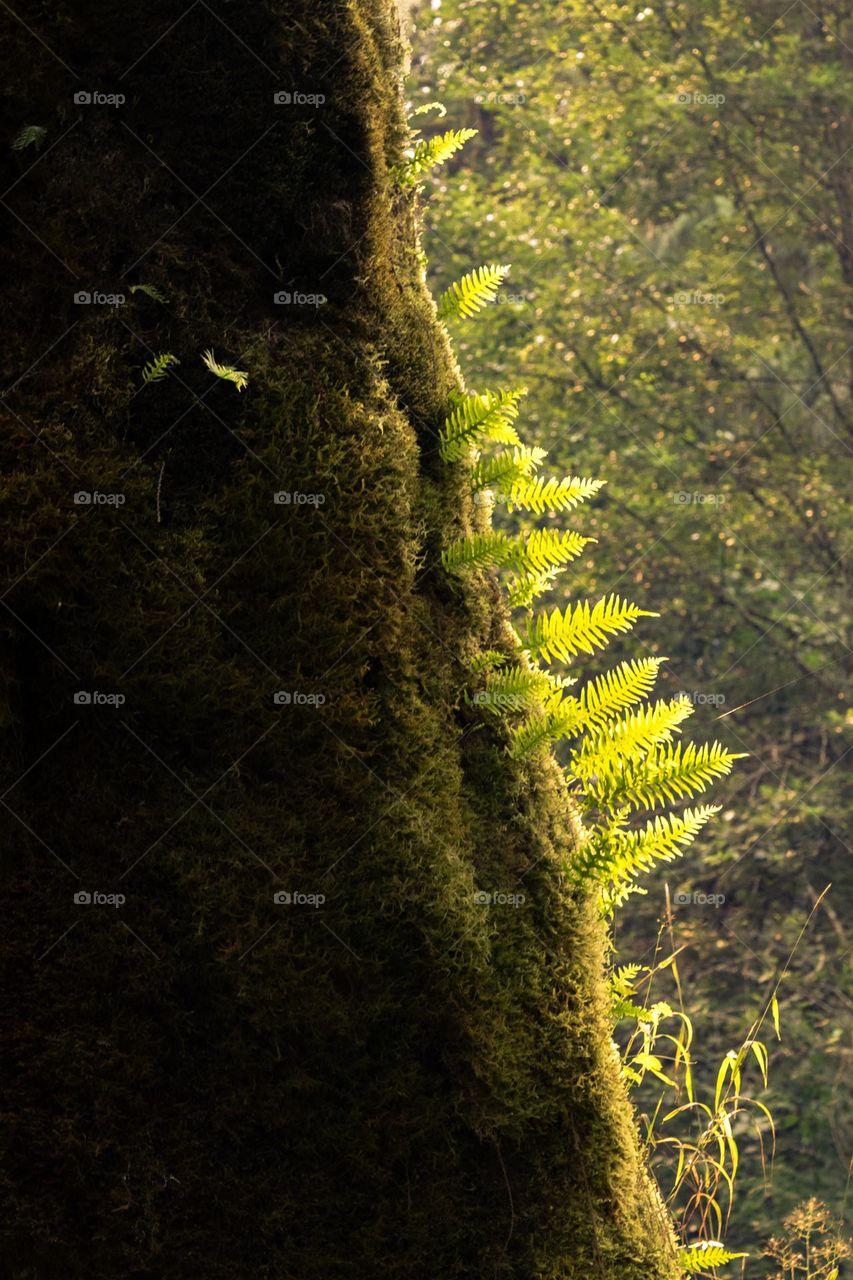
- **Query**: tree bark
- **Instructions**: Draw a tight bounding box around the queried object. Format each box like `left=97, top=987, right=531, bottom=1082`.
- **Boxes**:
left=0, top=2, right=680, bottom=1276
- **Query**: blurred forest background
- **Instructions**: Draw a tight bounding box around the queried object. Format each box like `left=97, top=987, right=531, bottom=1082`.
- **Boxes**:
left=407, top=0, right=851, bottom=1268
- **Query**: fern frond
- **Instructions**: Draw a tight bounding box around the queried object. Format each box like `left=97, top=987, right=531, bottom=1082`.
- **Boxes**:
left=468, top=650, right=512, bottom=676
left=438, top=264, right=509, bottom=321
left=509, top=692, right=582, bottom=758
left=591, top=740, right=745, bottom=812
left=141, top=352, right=180, bottom=386
left=201, top=348, right=248, bottom=392
left=411, top=101, right=447, bottom=118
left=678, top=1242, right=747, bottom=1272
left=12, top=125, right=47, bottom=151
left=439, top=388, right=526, bottom=462
left=506, top=568, right=562, bottom=610
left=510, top=528, right=592, bottom=576
left=442, top=531, right=514, bottom=573
left=130, top=282, right=169, bottom=304
left=479, top=664, right=556, bottom=713
left=395, top=127, right=477, bottom=185
left=577, top=805, right=720, bottom=911
left=572, top=658, right=665, bottom=732
left=572, top=697, right=695, bottom=780
left=504, top=474, right=604, bottom=515
left=469, top=445, right=546, bottom=493
left=522, top=595, right=656, bottom=665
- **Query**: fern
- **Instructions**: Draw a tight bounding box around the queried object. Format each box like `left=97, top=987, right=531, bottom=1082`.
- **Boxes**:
left=439, top=388, right=526, bottom=462
left=572, top=697, right=695, bottom=780
left=505, top=474, right=604, bottom=515
left=522, top=596, right=657, bottom=665
left=12, top=125, right=47, bottom=151
left=442, top=531, right=514, bottom=573
left=590, top=740, right=745, bottom=812
left=506, top=567, right=562, bottom=610
left=513, top=528, right=591, bottom=575
left=678, top=1241, right=747, bottom=1272
left=577, top=806, right=720, bottom=912
left=130, top=282, right=169, bottom=304
left=469, top=445, right=546, bottom=492
left=394, top=127, right=477, bottom=186
left=438, top=264, right=509, bottom=321
left=479, top=664, right=560, bottom=712
left=141, top=352, right=180, bottom=385
left=509, top=690, right=582, bottom=759
left=572, top=658, right=666, bottom=732
left=202, top=348, right=248, bottom=392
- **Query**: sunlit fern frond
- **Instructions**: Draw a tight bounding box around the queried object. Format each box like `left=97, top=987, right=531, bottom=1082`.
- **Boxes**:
left=394, top=127, right=477, bottom=185
left=202, top=348, right=248, bottom=392
left=438, top=264, right=509, bottom=321
left=469, top=444, right=546, bottom=492
left=522, top=595, right=657, bottom=666
left=141, top=352, right=180, bottom=386
left=439, top=388, right=526, bottom=462
left=590, top=740, right=745, bottom=813
left=130, top=283, right=169, bottom=304
left=504, top=474, right=604, bottom=515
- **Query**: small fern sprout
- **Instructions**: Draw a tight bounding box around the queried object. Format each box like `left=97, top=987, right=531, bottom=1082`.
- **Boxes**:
left=678, top=1242, right=747, bottom=1273
left=438, top=264, right=510, bottom=321
left=393, top=127, right=477, bottom=186
left=12, top=125, right=47, bottom=152
left=201, top=349, right=249, bottom=392
left=141, top=352, right=180, bottom=386
left=130, top=283, right=169, bottom=304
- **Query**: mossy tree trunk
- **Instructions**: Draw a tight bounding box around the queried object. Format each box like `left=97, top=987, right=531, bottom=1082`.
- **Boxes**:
left=1, top=2, right=681, bottom=1276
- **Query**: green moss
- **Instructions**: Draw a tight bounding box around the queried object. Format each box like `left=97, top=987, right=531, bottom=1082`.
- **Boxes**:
left=0, top=1, right=680, bottom=1275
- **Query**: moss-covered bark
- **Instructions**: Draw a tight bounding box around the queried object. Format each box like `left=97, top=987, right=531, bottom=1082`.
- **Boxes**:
left=1, top=2, right=681, bottom=1276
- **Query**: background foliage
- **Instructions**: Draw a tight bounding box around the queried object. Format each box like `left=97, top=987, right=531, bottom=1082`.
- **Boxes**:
left=409, top=0, right=852, bottom=1267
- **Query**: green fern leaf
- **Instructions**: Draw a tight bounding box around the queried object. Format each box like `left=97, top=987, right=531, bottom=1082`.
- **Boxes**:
left=506, top=567, right=563, bottom=610
left=438, top=264, right=509, bottom=321
left=439, top=388, right=526, bottom=462
left=509, top=690, right=583, bottom=758
left=469, top=444, right=546, bottom=492
left=578, top=805, right=720, bottom=911
left=572, top=697, right=695, bottom=780
left=141, top=352, right=180, bottom=386
left=130, top=283, right=169, bottom=304
left=592, top=740, right=746, bottom=812
left=572, top=658, right=666, bottom=732
left=442, top=531, right=514, bottom=573
left=678, top=1242, right=748, bottom=1272
left=468, top=650, right=512, bottom=676
left=510, top=528, right=592, bottom=576
left=202, top=348, right=248, bottom=392
left=394, top=127, right=477, bottom=185
left=411, top=101, right=447, bottom=118
left=12, top=125, right=47, bottom=152
left=504, top=474, right=604, bottom=515
left=522, top=595, right=656, bottom=665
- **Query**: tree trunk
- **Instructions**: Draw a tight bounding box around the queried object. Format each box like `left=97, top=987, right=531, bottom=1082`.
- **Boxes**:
left=1, top=2, right=681, bottom=1276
